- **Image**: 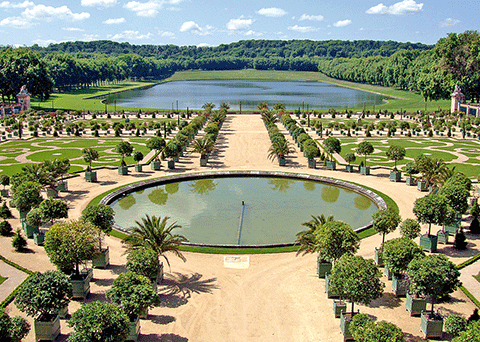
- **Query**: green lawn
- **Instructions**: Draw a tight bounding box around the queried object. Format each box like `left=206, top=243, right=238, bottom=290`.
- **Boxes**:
left=0, top=275, right=7, bottom=285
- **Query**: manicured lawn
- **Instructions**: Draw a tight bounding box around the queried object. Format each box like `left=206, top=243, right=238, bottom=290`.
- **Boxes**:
left=0, top=275, right=7, bottom=285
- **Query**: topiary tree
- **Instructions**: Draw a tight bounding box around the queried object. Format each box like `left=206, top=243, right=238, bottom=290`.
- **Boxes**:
left=15, top=270, right=72, bottom=322
left=80, top=204, right=114, bottom=251
left=470, top=198, right=480, bottom=234
left=372, top=207, right=401, bottom=248
left=348, top=313, right=373, bottom=341
left=12, top=181, right=43, bottom=214
left=67, top=301, right=130, bottom=342
left=413, top=194, right=451, bottom=236
left=438, top=183, right=470, bottom=215
left=82, top=148, right=99, bottom=171
left=350, top=317, right=405, bottom=342
left=133, top=151, right=144, bottom=166
left=313, top=220, right=360, bottom=265
left=356, top=141, right=374, bottom=167
left=0, top=202, right=12, bottom=219
left=382, top=237, right=424, bottom=275
left=454, top=227, right=468, bottom=250
left=44, top=220, right=98, bottom=276
left=38, top=198, right=68, bottom=225
left=386, top=145, right=406, bottom=171
left=146, top=136, right=165, bottom=161
left=404, top=161, right=419, bottom=178
left=399, top=218, right=421, bottom=240
left=444, top=172, right=472, bottom=191
left=322, top=137, right=341, bottom=161
left=329, top=254, right=384, bottom=314
left=344, top=152, right=356, bottom=165
left=0, top=174, right=10, bottom=190
left=26, top=207, right=43, bottom=228
left=115, top=141, right=133, bottom=167
left=445, top=314, right=467, bottom=337
left=407, top=254, right=461, bottom=313
left=12, top=230, right=26, bottom=251
left=126, top=247, right=160, bottom=280
left=0, top=220, right=12, bottom=236
left=0, top=310, right=30, bottom=342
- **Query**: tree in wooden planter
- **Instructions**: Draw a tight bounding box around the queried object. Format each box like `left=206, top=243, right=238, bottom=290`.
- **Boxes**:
left=83, top=148, right=99, bottom=182
left=81, top=204, right=115, bottom=268
left=323, top=137, right=341, bottom=170
left=372, top=207, right=401, bottom=266
left=399, top=218, right=421, bottom=240
left=407, top=254, right=461, bottom=339
left=146, top=136, right=166, bottom=170
left=127, top=247, right=162, bottom=287
left=303, top=143, right=319, bottom=169
left=0, top=174, right=10, bottom=196
left=14, top=271, right=72, bottom=342
left=438, top=183, right=469, bottom=238
left=42, top=158, right=70, bottom=193
left=116, top=141, right=133, bottom=175
left=0, top=309, right=30, bottom=342
left=404, top=161, right=419, bottom=186
left=44, top=220, right=98, bottom=298
left=415, top=154, right=448, bottom=190
left=349, top=314, right=404, bottom=342
left=413, top=194, right=452, bottom=252
left=12, top=181, right=43, bottom=219
left=267, top=139, right=295, bottom=166
left=164, top=140, right=181, bottom=169
left=106, top=272, right=158, bottom=339
left=356, top=141, right=374, bottom=175
left=26, top=208, right=42, bottom=239
left=38, top=198, right=68, bottom=226
left=133, top=151, right=144, bottom=172
left=68, top=301, right=130, bottom=342
left=386, top=145, right=406, bottom=182
left=191, top=136, right=215, bottom=166
left=344, top=152, right=356, bottom=172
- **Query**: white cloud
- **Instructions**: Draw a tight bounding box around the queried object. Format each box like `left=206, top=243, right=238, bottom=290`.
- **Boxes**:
left=0, top=16, right=32, bottom=28
left=366, top=0, right=423, bottom=15
left=158, top=30, right=175, bottom=38
left=288, top=25, right=317, bottom=33
left=23, top=5, right=90, bottom=22
left=197, top=43, right=213, bottom=47
left=81, top=0, right=117, bottom=7
left=0, top=1, right=33, bottom=8
left=333, top=19, right=352, bottom=27
left=32, top=38, right=57, bottom=46
left=62, top=27, right=85, bottom=31
left=226, top=18, right=253, bottom=30
left=257, top=7, right=286, bottom=17
left=441, top=18, right=460, bottom=27
left=299, top=14, right=324, bottom=21
left=179, top=21, right=213, bottom=35
left=244, top=30, right=262, bottom=36
left=80, top=34, right=100, bottom=41
left=109, top=30, right=153, bottom=40
left=103, top=17, right=126, bottom=24
left=124, top=0, right=182, bottom=17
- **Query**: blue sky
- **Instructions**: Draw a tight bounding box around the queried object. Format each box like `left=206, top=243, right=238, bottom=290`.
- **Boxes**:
left=0, top=0, right=477, bottom=48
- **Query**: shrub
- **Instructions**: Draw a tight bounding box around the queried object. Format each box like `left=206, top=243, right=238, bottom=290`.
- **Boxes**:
left=0, top=202, right=12, bottom=219
left=0, top=220, right=12, bottom=236
left=445, top=314, right=467, bottom=337
left=454, top=227, right=468, bottom=250
left=12, top=230, right=26, bottom=251
left=399, top=218, right=421, bottom=240
left=126, top=248, right=160, bottom=279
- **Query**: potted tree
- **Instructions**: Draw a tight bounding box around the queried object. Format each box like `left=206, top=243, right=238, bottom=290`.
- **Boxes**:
left=146, top=136, right=165, bottom=170
left=25, top=207, right=42, bottom=239
left=0, top=310, right=30, bottom=342
left=408, top=254, right=461, bottom=339
left=386, top=145, right=406, bottom=182
left=413, top=194, right=451, bottom=252
left=116, top=141, right=133, bottom=175
left=0, top=174, right=10, bottom=197
left=399, top=218, right=421, bottom=240
left=133, top=151, right=144, bottom=172
left=438, top=183, right=469, bottom=235
left=372, top=207, right=401, bottom=267
left=267, top=139, right=295, bottom=167
left=303, top=143, right=319, bottom=169
left=106, top=272, right=158, bottom=341
left=13, top=181, right=43, bottom=221
left=126, top=247, right=163, bottom=290
left=349, top=315, right=404, bottom=342
left=191, top=136, right=214, bottom=167
left=323, top=137, right=341, bottom=170
left=34, top=198, right=69, bottom=245
left=68, top=301, right=130, bottom=342
left=356, top=141, right=374, bottom=175
left=44, top=220, right=98, bottom=299
left=344, top=152, right=356, bottom=173
left=404, top=161, right=419, bottom=186
left=164, top=141, right=180, bottom=169
left=83, top=148, right=99, bottom=182
left=14, top=271, right=72, bottom=342
left=81, top=204, right=115, bottom=269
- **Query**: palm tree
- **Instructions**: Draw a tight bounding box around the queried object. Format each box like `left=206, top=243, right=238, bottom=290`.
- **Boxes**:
left=122, top=215, right=188, bottom=268
left=273, top=103, right=285, bottom=112
left=295, top=214, right=334, bottom=256
left=267, top=139, right=295, bottom=161
left=257, top=102, right=268, bottom=110
left=261, top=111, right=279, bottom=125
left=202, top=102, right=215, bottom=114
left=416, top=155, right=449, bottom=188
left=191, top=136, right=214, bottom=159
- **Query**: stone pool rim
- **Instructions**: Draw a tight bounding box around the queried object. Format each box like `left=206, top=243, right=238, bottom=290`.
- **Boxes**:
left=100, top=170, right=388, bottom=248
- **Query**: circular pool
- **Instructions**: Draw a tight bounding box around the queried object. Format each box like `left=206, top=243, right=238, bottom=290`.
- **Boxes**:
left=101, top=171, right=387, bottom=247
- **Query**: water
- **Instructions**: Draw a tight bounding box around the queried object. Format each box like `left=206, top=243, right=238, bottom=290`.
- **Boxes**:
left=110, top=177, right=377, bottom=246
left=108, top=80, right=384, bottom=111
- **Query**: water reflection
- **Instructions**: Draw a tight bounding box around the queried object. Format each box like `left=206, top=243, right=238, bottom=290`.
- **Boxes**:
left=268, top=178, right=294, bottom=193
left=189, top=179, right=217, bottom=195
left=148, top=188, right=168, bottom=206
left=165, top=182, right=179, bottom=195
left=321, top=186, right=340, bottom=203
left=354, top=195, right=372, bottom=210
left=118, top=195, right=136, bottom=210
left=303, top=181, right=316, bottom=192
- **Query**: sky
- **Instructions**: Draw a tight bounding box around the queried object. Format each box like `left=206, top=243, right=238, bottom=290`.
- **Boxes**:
left=0, top=0, right=477, bottom=48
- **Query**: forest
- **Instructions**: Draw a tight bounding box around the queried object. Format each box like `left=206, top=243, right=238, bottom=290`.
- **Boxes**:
left=0, top=31, right=478, bottom=106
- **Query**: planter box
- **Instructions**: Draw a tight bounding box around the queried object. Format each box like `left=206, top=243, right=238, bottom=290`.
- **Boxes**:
left=168, top=160, right=175, bottom=169
left=85, top=171, right=97, bottom=182
left=392, top=273, right=408, bottom=297
left=317, top=258, right=332, bottom=279
left=127, top=317, right=141, bottom=342
left=139, top=307, right=148, bottom=319
left=345, top=165, right=354, bottom=173
left=437, top=230, right=449, bottom=244
left=444, top=222, right=459, bottom=235
left=326, top=160, right=336, bottom=170
left=56, top=180, right=68, bottom=192
left=384, top=265, right=393, bottom=280
left=70, top=274, right=91, bottom=299
left=325, top=273, right=339, bottom=299
left=420, top=235, right=438, bottom=253
left=200, top=157, right=208, bottom=167
left=118, top=166, right=129, bottom=175
left=333, top=300, right=347, bottom=318
left=135, top=164, right=143, bottom=172
left=0, top=189, right=8, bottom=197
left=23, top=221, right=38, bottom=239
left=421, top=311, right=443, bottom=339
left=417, top=180, right=428, bottom=192
left=172, top=155, right=179, bottom=162
left=406, top=177, right=417, bottom=186
left=278, top=156, right=286, bottom=166
left=57, top=305, right=69, bottom=319
left=46, top=188, right=58, bottom=198
left=406, top=293, right=426, bottom=316
left=308, top=158, right=317, bottom=169
left=151, top=160, right=161, bottom=170
left=374, top=247, right=384, bottom=266
left=33, top=231, right=45, bottom=246
left=92, top=247, right=110, bottom=269
left=360, top=166, right=370, bottom=175
left=34, top=315, right=60, bottom=342
left=340, top=312, right=354, bottom=341
left=390, top=171, right=401, bottom=182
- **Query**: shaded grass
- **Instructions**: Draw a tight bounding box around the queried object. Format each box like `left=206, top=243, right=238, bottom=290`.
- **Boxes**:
left=0, top=275, right=6, bottom=285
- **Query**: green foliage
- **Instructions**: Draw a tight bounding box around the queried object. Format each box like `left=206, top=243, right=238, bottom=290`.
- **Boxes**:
left=413, top=194, right=451, bottom=235
left=67, top=301, right=130, bottom=342
left=415, top=154, right=448, bottom=187
left=382, top=237, right=424, bottom=274
left=12, top=181, right=43, bottom=213
left=322, top=137, right=341, bottom=161
left=348, top=313, right=373, bottom=339
left=344, top=152, right=356, bottom=165
left=470, top=199, right=480, bottom=218
left=313, top=220, right=360, bottom=263
left=115, top=141, right=133, bottom=166
left=126, top=247, right=160, bottom=279
left=82, top=148, right=99, bottom=169
left=295, top=214, right=334, bottom=255
left=106, top=271, right=157, bottom=320
left=386, top=145, right=406, bottom=170
left=11, top=230, right=26, bottom=251
left=14, top=271, right=72, bottom=319
left=81, top=204, right=114, bottom=234
left=444, top=314, right=467, bottom=337
left=399, top=218, right=421, bottom=240
left=438, top=183, right=469, bottom=214
left=445, top=172, right=472, bottom=191
left=0, top=310, right=30, bottom=342
left=454, top=227, right=468, bottom=250
left=372, top=207, right=401, bottom=246
left=44, top=220, right=98, bottom=275
left=404, top=161, right=419, bottom=177
left=146, top=136, right=165, bottom=159
left=356, top=141, right=374, bottom=166
left=0, top=175, right=10, bottom=188
left=26, top=208, right=43, bottom=228
left=0, top=220, right=12, bottom=236
left=452, top=320, right=480, bottom=342
left=356, top=320, right=405, bottom=342
left=407, top=254, right=461, bottom=312
left=38, top=198, right=68, bottom=224
left=133, top=151, right=144, bottom=164
left=0, top=203, right=12, bottom=219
